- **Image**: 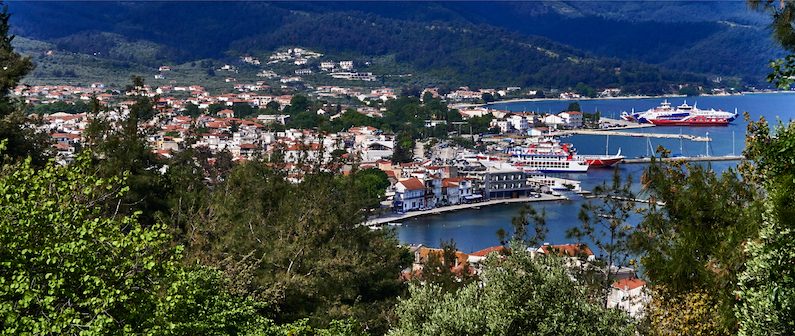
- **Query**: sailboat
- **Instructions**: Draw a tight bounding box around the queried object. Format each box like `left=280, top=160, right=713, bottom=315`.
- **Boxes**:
left=577, top=135, right=625, bottom=168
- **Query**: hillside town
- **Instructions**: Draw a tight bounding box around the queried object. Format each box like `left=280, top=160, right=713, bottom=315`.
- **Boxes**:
left=17, top=78, right=609, bottom=208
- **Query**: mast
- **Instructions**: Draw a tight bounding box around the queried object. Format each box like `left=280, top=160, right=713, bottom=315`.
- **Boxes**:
left=679, top=128, right=683, bottom=156
left=732, top=130, right=736, bottom=156
left=706, top=131, right=710, bottom=156
left=605, top=134, right=609, bottom=156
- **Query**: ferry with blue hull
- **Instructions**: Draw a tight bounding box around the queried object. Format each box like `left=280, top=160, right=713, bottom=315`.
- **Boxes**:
left=621, top=100, right=738, bottom=126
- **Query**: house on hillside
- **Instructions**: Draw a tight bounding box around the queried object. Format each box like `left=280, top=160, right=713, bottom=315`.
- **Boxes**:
left=608, top=277, right=649, bottom=318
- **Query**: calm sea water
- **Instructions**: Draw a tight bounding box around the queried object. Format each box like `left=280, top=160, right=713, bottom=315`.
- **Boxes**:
left=396, top=93, right=795, bottom=253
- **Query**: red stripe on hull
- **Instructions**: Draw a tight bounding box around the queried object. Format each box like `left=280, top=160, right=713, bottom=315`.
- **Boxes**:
left=649, top=117, right=730, bottom=126
left=584, top=157, right=623, bottom=168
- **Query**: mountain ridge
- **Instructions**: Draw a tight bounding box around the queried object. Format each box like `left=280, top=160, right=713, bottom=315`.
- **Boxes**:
left=6, top=1, right=780, bottom=89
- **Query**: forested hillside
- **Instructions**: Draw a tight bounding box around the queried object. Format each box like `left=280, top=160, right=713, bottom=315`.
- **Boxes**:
left=5, top=1, right=770, bottom=90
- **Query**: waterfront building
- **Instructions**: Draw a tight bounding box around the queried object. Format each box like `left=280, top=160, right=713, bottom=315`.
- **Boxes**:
left=394, top=178, right=427, bottom=212
left=559, top=111, right=584, bottom=128
left=463, top=161, right=532, bottom=200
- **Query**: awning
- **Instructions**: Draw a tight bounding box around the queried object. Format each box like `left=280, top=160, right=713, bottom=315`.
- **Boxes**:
left=465, top=195, right=483, bottom=200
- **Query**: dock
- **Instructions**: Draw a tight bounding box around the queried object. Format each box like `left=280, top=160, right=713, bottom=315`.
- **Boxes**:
left=556, top=129, right=712, bottom=142
left=622, top=155, right=744, bottom=164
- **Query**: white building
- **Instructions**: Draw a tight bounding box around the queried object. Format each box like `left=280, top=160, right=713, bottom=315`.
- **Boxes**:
left=608, top=278, right=649, bottom=318
left=394, top=178, right=426, bottom=212
left=542, top=114, right=565, bottom=129
left=361, top=138, right=395, bottom=162
left=339, top=60, right=354, bottom=70
left=507, top=114, right=529, bottom=133
left=490, top=119, right=510, bottom=134
left=320, top=61, right=336, bottom=71
left=559, top=111, right=583, bottom=128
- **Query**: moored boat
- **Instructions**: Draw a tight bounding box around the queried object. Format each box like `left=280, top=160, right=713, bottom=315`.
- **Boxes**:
left=621, top=100, right=738, bottom=126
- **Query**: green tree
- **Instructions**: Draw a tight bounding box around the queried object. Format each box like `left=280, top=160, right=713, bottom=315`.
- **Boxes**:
left=83, top=86, right=170, bottom=227
left=266, top=100, right=281, bottom=112
left=232, top=103, right=257, bottom=118
left=0, top=149, right=367, bottom=335
left=633, top=154, right=761, bottom=332
left=389, top=243, right=634, bottom=336
left=0, top=3, right=48, bottom=165
left=750, top=0, right=795, bottom=87
left=575, top=82, right=596, bottom=98
left=183, top=102, right=201, bottom=117
left=183, top=158, right=411, bottom=334
left=467, top=113, right=494, bottom=134
left=0, top=153, right=177, bottom=334
left=735, top=118, right=795, bottom=336
left=352, top=167, right=390, bottom=214
left=415, top=240, right=477, bottom=293
left=391, top=131, right=415, bottom=164
left=567, top=101, right=582, bottom=112
left=286, top=94, right=311, bottom=114
left=569, top=169, right=637, bottom=307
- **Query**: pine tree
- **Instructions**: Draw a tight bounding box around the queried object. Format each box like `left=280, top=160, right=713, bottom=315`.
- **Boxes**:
left=0, top=2, right=48, bottom=165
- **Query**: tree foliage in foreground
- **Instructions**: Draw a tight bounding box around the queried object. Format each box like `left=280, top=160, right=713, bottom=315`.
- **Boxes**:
left=0, top=3, right=49, bottom=166
left=179, top=158, right=411, bottom=334
left=735, top=118, right=795, bottom=336
left=633, top=153, right=761, bottom=333
left=750, top=0, right=795, bottom=88
left=388, top=243, right=634, bottom=336
left=0, top=149, right=364, bottom=335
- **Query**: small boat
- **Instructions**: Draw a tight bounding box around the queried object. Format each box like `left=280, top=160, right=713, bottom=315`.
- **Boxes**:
left=387, top=222, right=403, bottom=227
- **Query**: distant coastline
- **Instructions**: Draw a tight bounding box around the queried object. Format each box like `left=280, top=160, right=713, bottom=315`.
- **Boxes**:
left=452, top=90, right=795, bottom=110
left=485, top=94, right=687, bottom=106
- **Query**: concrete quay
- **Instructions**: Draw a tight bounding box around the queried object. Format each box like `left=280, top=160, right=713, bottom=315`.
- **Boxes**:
left=622, top=155, right=744, bottom=164
left=555, top=129, right=711, bottom=142
left=364, top=194, right=566, bottom=226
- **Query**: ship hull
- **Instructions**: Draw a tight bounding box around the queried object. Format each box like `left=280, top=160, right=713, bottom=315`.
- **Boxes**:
left=648, top=117, right=731, bottom=126
left=582, top=156, right=624, bottom=168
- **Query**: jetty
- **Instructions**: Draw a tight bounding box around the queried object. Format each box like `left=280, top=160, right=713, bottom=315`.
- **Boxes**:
left=364, top=194, right=566, bottom=226
left=622, top=155, right=744, bottom=164
left=555, top=129, right=712, bottom=142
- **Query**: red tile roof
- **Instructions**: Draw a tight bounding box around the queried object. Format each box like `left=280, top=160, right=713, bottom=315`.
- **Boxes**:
left=470, top=245, right=507, bottom=257
left=539, top=243, right=594, bottom=258
left=612, top=278, right=646, bottom=290
left=398, top=178, right=425, bottom=191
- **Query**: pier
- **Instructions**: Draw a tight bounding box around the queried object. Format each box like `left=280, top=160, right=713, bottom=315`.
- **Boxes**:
left=622, top=155, right=744, bottom=164
left=555, top=129, right=712, bottom=142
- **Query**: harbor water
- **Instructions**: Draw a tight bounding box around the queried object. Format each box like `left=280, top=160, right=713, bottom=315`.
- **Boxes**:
left=395, top=93, right=795, bottom=253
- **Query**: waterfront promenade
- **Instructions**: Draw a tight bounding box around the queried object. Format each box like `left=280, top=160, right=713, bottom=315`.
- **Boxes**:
left=365, top=194, right=566, bottom=226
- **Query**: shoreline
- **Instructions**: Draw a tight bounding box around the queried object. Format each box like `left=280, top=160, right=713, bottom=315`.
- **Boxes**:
left=485, top=94, right=687, bottom=106
left=364, top=194, right=567, bottom=226
left=451, top=90, right=795, bottom=110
